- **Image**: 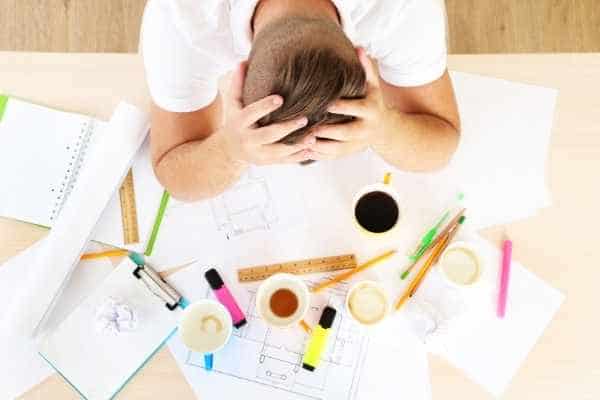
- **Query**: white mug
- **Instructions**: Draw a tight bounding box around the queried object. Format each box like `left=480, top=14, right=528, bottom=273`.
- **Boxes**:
left=345, top=280, right=390, bottom=326
left=438, top=241, right=484, bottom=288
left=352, top=173, right=402, bottom=238
left=256, top=273, right=309, bottom=328
left=178, top=299, right=233, bottom=371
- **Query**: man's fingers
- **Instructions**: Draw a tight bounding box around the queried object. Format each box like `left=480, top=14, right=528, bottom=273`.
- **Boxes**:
left=240, top=95, right=284, bottom=127
left=227, top=62, right=247, bottom=110
left=280, top=150, right=313, bottom=164
left=327, top=98, right=370, bottom=118
left=357, top=48, right=379, bottom=87
left=263, top=142, right=311, bottom=160
left=254, top=117, right=309, bottom=144
left=310, top=138, right=360, bottom=157
left=313, top=122, right=364, bottom=142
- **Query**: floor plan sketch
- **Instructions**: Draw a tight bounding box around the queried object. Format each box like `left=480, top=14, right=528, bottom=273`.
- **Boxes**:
left=210, top=170, right=278, bottom=239
left=171, top=277, right=370, bottom=400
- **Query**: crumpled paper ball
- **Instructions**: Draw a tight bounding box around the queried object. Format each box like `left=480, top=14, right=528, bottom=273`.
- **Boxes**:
left=95, top=297, right=138, bottom=335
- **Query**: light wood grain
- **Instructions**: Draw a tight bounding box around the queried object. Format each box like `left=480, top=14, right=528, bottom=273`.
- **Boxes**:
left=445, top=0, right=600, bottom=53
left=0, top=0, right=146, bottom=52
left=1, top=1, right=599, bottom=53
left=1, top=52, right=599, bottom=399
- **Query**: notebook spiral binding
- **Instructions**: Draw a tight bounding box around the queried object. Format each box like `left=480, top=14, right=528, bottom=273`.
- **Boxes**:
left=50, top=118, right=96, bottom=221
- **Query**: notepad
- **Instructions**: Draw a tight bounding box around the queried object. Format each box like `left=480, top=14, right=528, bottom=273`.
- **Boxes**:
left=0, top=94, right=155, bottom=250
left=0, top=95, right=106, bottom=226
left=38, top=258, right=181, bottom=400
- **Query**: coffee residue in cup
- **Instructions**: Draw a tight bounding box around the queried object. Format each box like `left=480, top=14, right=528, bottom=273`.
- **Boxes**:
left=200, top=315, right=223, bottom=334
left=270, top=288, right=298, bottom=318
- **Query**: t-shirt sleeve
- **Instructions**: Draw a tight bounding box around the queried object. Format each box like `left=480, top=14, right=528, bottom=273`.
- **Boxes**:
left=375, top=0, right=448, bottom=87
left=140, top=0, right=219, bottom=112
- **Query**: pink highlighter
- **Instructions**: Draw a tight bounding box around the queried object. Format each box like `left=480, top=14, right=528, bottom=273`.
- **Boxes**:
left=205, top=268, right=247, bottom=328
left=497, top=239, right=513, bottom=318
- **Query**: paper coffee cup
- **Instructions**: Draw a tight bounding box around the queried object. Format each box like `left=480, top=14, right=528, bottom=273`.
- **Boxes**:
left=345, top=281, right=390, bottom=326
left=179, top=300, right=233, bottom=354
left=438, top=241, right=484, bottom=288
left=256, top=273, right=309, bottom=328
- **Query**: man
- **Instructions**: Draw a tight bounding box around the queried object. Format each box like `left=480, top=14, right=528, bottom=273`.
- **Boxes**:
left=141, top=0, right=460, bottom=201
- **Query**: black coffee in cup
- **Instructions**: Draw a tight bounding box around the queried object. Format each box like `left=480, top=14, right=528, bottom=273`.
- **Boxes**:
left=354, top=191, right=399, bottom=233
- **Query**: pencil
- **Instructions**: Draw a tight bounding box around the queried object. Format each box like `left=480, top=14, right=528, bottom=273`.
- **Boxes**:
left=145, top=190, right=170, bottom=256
left=299, top=319, right=312, bottom=333
left=400, top=208, right=466, bottom=279
left=395, top=216, right=466, bottom=311
left=81, top=249, right=129, bottom=260
left=311, top=249, right=396, bottom=293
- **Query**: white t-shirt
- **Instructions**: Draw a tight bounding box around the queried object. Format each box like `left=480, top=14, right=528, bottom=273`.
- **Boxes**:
left=141, top=0, right=448, bottom=113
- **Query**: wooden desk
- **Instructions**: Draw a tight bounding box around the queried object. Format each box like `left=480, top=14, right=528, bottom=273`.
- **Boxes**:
left=1, top=53, right=599, bottom=400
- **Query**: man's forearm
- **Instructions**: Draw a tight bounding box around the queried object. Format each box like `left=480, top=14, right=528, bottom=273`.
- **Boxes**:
left=153, top=132, right=247, bottom=202
left=371, top=110, right=460, bottom=172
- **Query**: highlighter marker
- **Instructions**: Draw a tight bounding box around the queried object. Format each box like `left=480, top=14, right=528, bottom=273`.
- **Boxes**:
left=205, top=268, right=247, bottom=329
left=302, top=306, right=337, bottom=371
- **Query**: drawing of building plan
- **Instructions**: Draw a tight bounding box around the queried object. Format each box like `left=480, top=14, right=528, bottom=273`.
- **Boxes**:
left=167, top=264, right=370, bottom=400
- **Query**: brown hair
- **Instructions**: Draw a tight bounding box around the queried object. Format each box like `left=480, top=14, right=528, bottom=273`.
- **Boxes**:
left=243, top=17, right=366, bottom=144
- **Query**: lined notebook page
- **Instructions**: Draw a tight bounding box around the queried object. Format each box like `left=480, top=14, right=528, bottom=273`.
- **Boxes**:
left=0, top=96, right=106, bottom=226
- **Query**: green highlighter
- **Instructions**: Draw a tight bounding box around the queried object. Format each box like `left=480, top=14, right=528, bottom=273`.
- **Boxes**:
left=302, top=306, right=337, bottom=371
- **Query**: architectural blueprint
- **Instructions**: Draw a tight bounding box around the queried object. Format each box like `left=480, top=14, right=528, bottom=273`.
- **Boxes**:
left=167, top=266, right=370, bottom=400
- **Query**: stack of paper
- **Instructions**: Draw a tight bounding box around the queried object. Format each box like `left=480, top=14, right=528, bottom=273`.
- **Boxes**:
left=0, top=240, right=114, bottom=399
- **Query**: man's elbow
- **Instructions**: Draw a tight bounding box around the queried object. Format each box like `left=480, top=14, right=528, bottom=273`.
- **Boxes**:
left=152, top=155, right=201, bottom=203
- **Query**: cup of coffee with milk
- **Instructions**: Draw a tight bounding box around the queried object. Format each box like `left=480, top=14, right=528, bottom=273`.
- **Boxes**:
left=178, top=299, right=233, bottom=370
left=256, top=273, right=310, bottom=328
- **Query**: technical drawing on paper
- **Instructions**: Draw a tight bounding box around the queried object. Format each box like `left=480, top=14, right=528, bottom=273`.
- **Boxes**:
left=210, top=169, right=278, bottom=239
left=184, top=279, right=369, bottom=400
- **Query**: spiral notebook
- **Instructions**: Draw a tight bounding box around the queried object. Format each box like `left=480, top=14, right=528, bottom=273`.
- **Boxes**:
left=0, top=95, right=107, bottom=226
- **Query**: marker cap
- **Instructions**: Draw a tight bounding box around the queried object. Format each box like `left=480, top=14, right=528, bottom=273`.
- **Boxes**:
left=205, top=268, right=224, bottom=290
left=319, top=306, right=336, bottom=329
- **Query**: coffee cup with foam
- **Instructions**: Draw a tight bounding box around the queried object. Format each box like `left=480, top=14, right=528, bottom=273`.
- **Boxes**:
left=178, top=299, right=232, bottom=370
left=345, top=281, right=390, bottom=326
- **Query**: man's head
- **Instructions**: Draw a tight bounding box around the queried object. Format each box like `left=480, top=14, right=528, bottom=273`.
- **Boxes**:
left=242, top=16, right=366, bottom=144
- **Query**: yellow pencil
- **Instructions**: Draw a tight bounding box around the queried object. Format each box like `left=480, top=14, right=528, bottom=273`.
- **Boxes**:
left=81, top=249, right=129, bottom=260
left=311, top=250, right=396, bottom=293
left=299, top=319, right=312, bottom=334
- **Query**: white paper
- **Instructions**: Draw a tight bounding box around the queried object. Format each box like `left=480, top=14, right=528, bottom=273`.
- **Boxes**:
left=91, top=140, right=160, bottom=251
left=38, top=258, right=180, bottom=400
left=3, top=102, right=149, bottom=337
left=166, top=262, right=431, bottom=400
left=403, top=234, right=565, bottom=397
left=0, top=97, right=105, bottom=226
left=0, top=240, right=114, bottom=400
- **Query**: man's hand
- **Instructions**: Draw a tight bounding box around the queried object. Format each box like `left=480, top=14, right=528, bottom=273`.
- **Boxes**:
left=220, top=63, right=315, bottom=166
left=307, top=49, right=388, bottom=160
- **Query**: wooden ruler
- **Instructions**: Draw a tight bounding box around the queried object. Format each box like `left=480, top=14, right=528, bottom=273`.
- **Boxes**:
left=118, top=168, right=140, bottom=244
left=237, top=254, right=357, bottom=282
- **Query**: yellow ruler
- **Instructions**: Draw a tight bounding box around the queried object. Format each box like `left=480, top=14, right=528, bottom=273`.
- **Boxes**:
left=237, top=254, right=357, bottom=282
left=118, top=168, right=140, bottom=245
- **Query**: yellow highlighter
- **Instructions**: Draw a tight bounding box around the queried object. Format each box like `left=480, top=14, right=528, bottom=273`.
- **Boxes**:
left=302, top=306, right=337, bottom=371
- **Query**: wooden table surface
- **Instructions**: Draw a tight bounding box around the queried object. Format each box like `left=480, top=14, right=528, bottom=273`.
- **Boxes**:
left=1, top=52, right=599, bottom=400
